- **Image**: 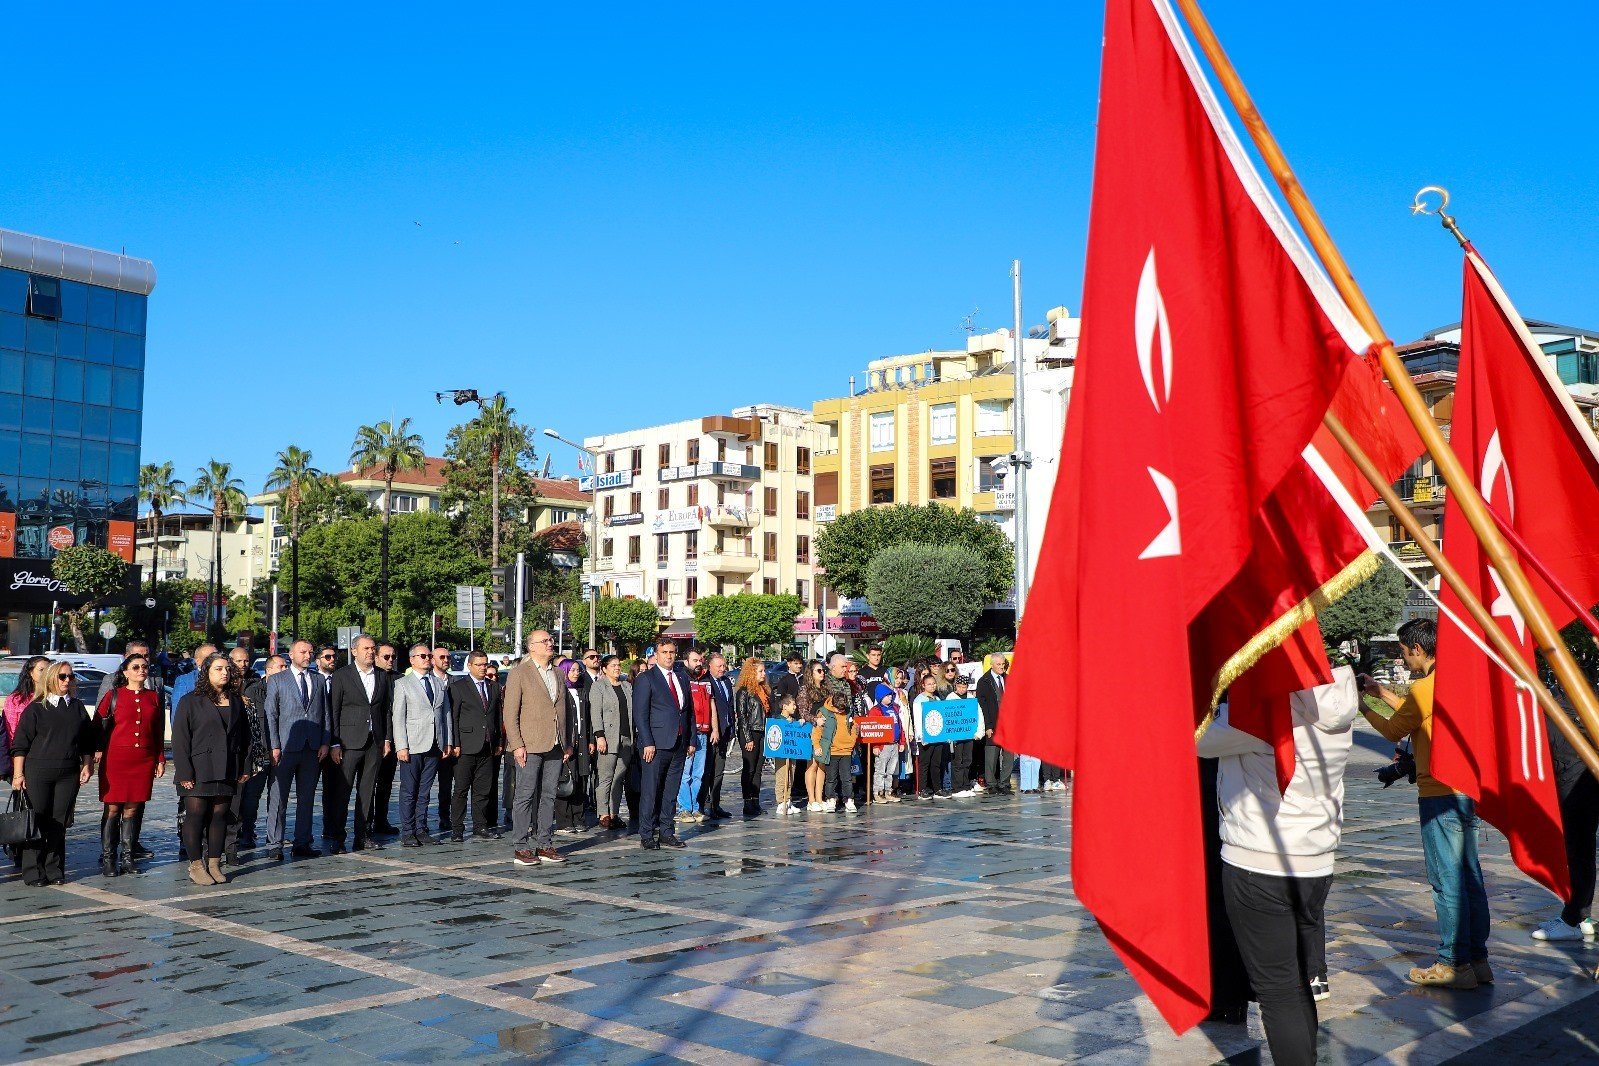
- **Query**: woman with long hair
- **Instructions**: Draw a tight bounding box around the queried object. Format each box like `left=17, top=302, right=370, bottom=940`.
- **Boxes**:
left=93, top=653, right=166, bottom=876
left=798, top=661, right=828, bottom=811
left=732, top=656, right=771, bottom=818
left=4, top=655, right=51, bottom=744
left=553, top=658, right=590, bottom=835
left=10, top=660, right=96, bottom=886
left=171, top=653, right=250, bottom=886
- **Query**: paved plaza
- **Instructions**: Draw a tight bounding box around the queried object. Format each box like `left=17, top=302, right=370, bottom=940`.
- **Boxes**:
left=1, top=725, right=1597, bottom=1064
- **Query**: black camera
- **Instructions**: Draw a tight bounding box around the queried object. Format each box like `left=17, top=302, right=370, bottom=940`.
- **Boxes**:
left=1376, top=749, right=1417, bottom=788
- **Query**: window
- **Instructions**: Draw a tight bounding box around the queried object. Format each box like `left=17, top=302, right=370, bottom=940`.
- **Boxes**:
left=869, top=411, right=895, bottom=451
left=658, top=487, right=670, bottom=510
left=549, top=508, right=573, bottom=524
left=976, top=456, right=1003, bottom=492
left=603, top=495, right=615, bottom=520
left=797, top=447, right=810, bottom=475
left=796, top=490, right=810, bottom=519
left=717, top=438, right=727, bottom=461
left=391, top=493, right=419, bottom=513
left=686, top=483, right=699, bottom=507
left=629, top=491, right=641, bottom=514
left=685, top=530, right=698, bottom=561
left=929, top=402, right=957, bottom=445
left=797, top=579, right=809, bottom=606
left=870, top=464, right=895, bottom=504
left=630, top=448, right=643, bottom=475
left=930, top=457, right=957, bottom=499
left=658, top=442, right=671, bottom=467
left=685, top=577, right=698, bottom=605
left=764, top=442, right=778, bottom=471
left=604, top=451, right=616, bottom=474
left=764, top=532, right=778, bottom=562
left=628, top=536, right=641, bottom=564
left=657, top=579, right=669, bottom=607
left=976, top=399, right=1011, bottom=436
left=715, top=532, right=725, bottom=553
left=797, top=535, right=809, bottom=564
left=601, top=537, right=613, bottom=558
left=687, top=438, right=700, bottom=463
left=656, top=533, right=670, bottom=563
left=764, top=487, right=778, bottom=516
left=25, top=276, right=60, bottom=321
left=924, top=361, right=936, bottom=382
left=763, top=578, right=778, bottom=595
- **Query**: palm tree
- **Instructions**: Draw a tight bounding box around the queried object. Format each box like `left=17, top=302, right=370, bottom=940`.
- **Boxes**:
left=191, top=460, right=247, bottom=634
left=264, top=445, right=321, bottom=641
left=459, top=393, right=516, bottom=582
left=138, top=462, right=187, bottom=596
left=350, top=419, right=427, bottom=640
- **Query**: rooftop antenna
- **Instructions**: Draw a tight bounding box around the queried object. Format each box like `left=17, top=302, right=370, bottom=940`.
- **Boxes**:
left=962, top=308, right=981, bottom=334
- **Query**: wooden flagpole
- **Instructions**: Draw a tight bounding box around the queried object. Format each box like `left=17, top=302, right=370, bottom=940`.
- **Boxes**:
left=1172, top=0, right=1599, bottom=753
left=1324, top=414, right=1599, bottom=777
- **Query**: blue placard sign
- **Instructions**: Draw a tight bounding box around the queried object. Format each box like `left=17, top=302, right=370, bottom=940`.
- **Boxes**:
left=916, top=697, right=981, bottom=743
left=762, top=717, right=814, bottom=760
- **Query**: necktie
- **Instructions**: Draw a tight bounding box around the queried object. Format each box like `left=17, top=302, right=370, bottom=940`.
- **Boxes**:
left=998, top=676, right=1006, bottom=696
left=423, top=674, right=435, bottom=703
left=478, top=680, right=488, bottom=707
left=667, top=671, right=681, bottom=706
left=299, top=671, right=309, bottom=705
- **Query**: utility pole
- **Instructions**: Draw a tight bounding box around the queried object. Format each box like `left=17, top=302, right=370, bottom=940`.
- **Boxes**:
left=514, top=551, right=526, bottom=652
left=1010, top=259, right=1031, bottom=622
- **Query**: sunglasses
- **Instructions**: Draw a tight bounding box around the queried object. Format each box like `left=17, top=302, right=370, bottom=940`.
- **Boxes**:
left=56, top=672, right=74, bottom=681
left=127, top=663, right=148, bottom=671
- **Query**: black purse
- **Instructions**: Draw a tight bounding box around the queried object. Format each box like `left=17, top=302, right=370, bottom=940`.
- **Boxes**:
left=0, top=789, right=40, bottom=847
left=556, top=757, right=576, bottom=800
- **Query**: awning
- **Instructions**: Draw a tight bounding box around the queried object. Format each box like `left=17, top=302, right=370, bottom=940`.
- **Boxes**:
left=662, top=617, right=696, bottom=640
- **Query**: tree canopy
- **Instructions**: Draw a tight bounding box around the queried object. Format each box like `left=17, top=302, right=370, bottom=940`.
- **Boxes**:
left=815, top=504, right=1013, bottom=602
left=1317, top=558, right=1407, bottom=662
left=693, top=594, right=803, bottom=654
left=572, top=595, right=661, bottom=653
left=51, top=545, right=130, bottom=651
left=865, top=542, right=990, bottom=637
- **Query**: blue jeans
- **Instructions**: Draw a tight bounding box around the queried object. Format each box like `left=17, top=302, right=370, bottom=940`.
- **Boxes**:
left=677, top=737, right=708, bottom=813
left=1419, top=794, right=1491, bottom=966
left=398, top=748, right=441, bottom=838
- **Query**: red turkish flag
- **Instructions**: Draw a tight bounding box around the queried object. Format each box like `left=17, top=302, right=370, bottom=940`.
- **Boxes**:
left=1430, top=250, right=1599, bottom=898
left=996, top=0, right=1375, bottom=1031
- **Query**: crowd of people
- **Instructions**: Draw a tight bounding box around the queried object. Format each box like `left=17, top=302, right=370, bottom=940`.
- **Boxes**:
left=0, top=634, right=1038, bottom=883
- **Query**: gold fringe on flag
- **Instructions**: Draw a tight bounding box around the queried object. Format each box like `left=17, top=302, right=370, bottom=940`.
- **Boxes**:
left=1194, top=548, right=1380, bottom=739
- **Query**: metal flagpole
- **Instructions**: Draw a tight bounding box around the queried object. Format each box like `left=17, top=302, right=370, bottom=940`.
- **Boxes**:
left=515, top=551, right=526, bottom=653
left=1171, top=0, right=1599, bottom=750
left=1010, top=260, right=1030, bottom=620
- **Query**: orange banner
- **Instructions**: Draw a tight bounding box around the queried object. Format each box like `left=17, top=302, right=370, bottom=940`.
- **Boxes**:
left=0, top=512, right=12, bottom=558
left=108, top=520, right=136, bottom=562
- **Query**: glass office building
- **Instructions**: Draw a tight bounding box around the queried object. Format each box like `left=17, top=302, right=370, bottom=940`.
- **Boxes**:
left=0, top=228, right=155, bottom=650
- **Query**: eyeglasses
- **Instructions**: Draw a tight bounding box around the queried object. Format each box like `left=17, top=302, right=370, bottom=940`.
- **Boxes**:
left=319, top=653, right=335, bottom=660
left=411, top=652, right=430, bottom=660
left=529, top=638, right=552, bottom=646
left=126, top=663, right=148, bottom=671
left=583, top=654, right=599, bottom=661
left=56, top=672, right=74, bottom=681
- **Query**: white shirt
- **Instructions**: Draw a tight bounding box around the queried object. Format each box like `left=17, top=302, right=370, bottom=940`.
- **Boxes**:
left=357, top=666, right=376, bottom=701
left=658, top=665, right=682, bottom=704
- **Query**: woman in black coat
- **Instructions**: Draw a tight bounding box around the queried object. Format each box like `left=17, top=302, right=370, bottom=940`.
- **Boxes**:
left=171, top=653, right=251, bottom=887
left=9, top=661, right=96, bottom=886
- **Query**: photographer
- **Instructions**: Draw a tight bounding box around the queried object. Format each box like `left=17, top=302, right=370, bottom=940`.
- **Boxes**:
left=1358, top=617, right=1492, bottom=990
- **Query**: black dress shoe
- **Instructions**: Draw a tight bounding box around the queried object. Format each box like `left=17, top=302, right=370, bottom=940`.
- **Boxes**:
left=22, top=875, right=45, bottom=887
left=290, top=845, right=322, bottom=859
left=416, top=834, right=434, bottom=846
left=326, top=842, right=346, bottom=856
left=267, top=848, right=284, bottom=862
left=709, top=808, right=733, bottom=820
left=472, top=829, right=498, bottom=840
left=659, top=836, right=687, bottom=849
left=640, top=837, right=660, bottom=850
left=449, top=833, right=465, bottom=842
left=50, top=875, right=67, bottom=884
left=402, top=836, right=422, bottom=848
left=375, top=822, right=401, bottom=835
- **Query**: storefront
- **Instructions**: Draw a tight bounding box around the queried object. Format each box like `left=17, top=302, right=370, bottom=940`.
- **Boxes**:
left=0, top=557, right=142, bottom=653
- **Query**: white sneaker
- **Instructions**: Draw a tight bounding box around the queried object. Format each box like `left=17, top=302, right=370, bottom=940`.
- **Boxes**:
left=788, top=802, right=805, bottom=815
left=776, top=804, right=789, bottom=817
left=808, top=802, right=823, bottom=812
left=1585, top=917, right=1599, bottom=939
left=1532, top=917, right=1586, bottom=941
left=845, top=799, right=858, bottom=812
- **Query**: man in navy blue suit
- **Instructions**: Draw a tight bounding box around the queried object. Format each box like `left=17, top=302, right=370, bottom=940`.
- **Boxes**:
left=633, top=638, right=697, bottom=849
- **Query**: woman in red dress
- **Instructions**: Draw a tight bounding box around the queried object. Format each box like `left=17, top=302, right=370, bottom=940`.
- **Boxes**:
left=94, top=652, right=166, bottom=876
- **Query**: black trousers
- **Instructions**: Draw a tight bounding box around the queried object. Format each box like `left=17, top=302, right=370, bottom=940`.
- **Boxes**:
left=824, top=757, right=852, bottom=804
left=22, top=765, right=79, bottom=882
left=951, top=741, right=973, bottom=792
left=1561, top=772, right=1599, bottom=925
left=486, top=750, right=503, bottom=828
left=739, top=743, right=764, bottom=808
left=436, top=754, right=456, bottom=831
left=451, top=749, right=494, bottom=835
left=1201, top=758, right=1251, bottom=1013
left=984, top=741, right=1015, bottom=792
left=638, top=742, right=687, bottom=840
left=501, top=753, right=517, bottom=824
left=699, top=733, right=733, bottom=813
left=920, top=745, right=947, bottom=794
left=328, top=742, right=381, bottom=844
left=371, top=748, right=398, bottom=831
left=1222, top=864, right=1331, bottom=1066
left=227, top=769, right=270, bottom=850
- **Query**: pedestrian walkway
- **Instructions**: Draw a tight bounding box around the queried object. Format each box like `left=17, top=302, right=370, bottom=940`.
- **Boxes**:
left=0, top=724, right=1595, bottom=1063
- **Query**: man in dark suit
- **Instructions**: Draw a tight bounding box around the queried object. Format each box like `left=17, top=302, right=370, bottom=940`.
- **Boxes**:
left=327, top=634, right=391, bottom=853
left=369, top=642, right=403, bottom=836
left=448, top=649, right=502, bottom=840
left=698, top=653, right=737, bottom=819
left=263, top=639, right=331, bottom=860
left=633, top=638, right=696, bottom=849
left=976, top=654, right=1013, bottom=795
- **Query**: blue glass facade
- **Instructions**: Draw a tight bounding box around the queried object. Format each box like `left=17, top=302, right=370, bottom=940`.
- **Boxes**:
left=0, top=265, right=146, bottom=559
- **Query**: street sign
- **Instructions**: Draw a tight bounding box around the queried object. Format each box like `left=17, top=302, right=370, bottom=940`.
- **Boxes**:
left=812, top=634, right=838, bottom=657
left=336, top=625, right=360, bottom=650
left=143, top=597, right=157, bottom=609
left=455, top=585, right=486, bottom=629
left=99, top=620, right=117, bottom=640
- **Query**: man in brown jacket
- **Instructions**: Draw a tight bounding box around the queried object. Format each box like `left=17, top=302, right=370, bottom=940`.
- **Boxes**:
left=503, top=630, right=571, bottom=865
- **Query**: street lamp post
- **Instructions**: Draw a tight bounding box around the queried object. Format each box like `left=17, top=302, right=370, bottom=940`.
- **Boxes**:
left=542, top=428, right=599, bottom=653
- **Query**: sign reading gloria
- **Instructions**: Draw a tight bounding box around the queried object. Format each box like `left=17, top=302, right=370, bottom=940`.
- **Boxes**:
left=762, top=717, right=813, bottom=760
left=915, top=697, right=981, bottom=743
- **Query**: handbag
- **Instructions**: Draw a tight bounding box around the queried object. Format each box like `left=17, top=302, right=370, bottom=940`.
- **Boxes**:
left=556, top=757, right=576, bottom=800
left=0, top=789, right=40, bottom=847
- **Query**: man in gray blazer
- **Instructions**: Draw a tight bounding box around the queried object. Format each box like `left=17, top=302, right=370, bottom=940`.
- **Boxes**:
left=263, top=639, right=331, bottom=860
left=392, top=644, right=451, bottom=847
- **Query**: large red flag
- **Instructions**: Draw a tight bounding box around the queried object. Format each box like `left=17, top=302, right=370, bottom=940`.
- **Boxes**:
left=996, top=0, right=1374, bottom=1031
left=1430, top=249, right=1599, bottom=898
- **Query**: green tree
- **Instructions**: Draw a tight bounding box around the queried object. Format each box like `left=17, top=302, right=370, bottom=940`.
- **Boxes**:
left=441, top=396, right=541, bottom=628
left=138, top=461, right=186, bottom=597
left=265, top=444, right=321, bottom=641
left=350, top=418, right=427, bottom=640
left=815, top=504, right=1014, bottom=603
left=111, top=578, right=215, bottom=653
left=693, top=593, right=803, bottom=655
left=51, top=545, right=130, bottom=651
left=572, top=595, right=661, bottom=654
left=298, top=473, right=373, bottom=523
left=865, top=542, right=990, bottom=637
left=1317, top=558, right=1408, bottom=667
left=190, top=460, right=247, bottom=640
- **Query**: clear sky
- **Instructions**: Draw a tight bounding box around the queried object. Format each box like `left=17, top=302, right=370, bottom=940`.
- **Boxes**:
left=12, top=1, right=1599, bottom=500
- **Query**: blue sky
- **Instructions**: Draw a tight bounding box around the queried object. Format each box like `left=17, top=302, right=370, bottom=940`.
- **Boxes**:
left=12, top=1, right=1599, bottom=499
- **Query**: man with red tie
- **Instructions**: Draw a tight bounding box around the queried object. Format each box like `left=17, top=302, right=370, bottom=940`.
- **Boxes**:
left=633, top=638, right=697, bottom=850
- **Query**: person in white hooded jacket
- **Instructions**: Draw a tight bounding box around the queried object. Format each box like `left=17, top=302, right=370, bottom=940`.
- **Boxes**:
left=1196, top=665, right=1358, bottom=1066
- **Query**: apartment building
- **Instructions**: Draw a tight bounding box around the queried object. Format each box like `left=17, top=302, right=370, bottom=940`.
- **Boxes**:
left=583, top=405, right=823, bottom=640
left=134, top=512, right=262, bottom=597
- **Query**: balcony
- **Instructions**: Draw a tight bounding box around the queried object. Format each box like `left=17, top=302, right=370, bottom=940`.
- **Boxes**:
left=702, top=415, right=759, bottom=440
left=1395, top=475, right=1447, bottom=507
left=659, top=461, right=760, bottom=483
left=707, top=506, right=755, bottom=530
left=703, top=551, right=760, bottom=576
left=157, top=559, right=188, bottom=577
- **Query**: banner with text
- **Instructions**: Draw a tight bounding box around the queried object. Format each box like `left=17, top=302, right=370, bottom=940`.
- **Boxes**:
left=915, top=697, right=981, bottom=744
left=762, top=717, right=814, bottom=760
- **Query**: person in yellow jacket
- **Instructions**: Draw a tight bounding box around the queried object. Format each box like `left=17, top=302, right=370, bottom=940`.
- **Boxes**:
left=1358, top=617, right=1492, bottom=990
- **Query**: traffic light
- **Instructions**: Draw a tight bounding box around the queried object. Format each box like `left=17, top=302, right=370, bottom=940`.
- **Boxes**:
left=490, top=566, right=511, bottom=613
left=253, top=584, right=272, bottom=619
